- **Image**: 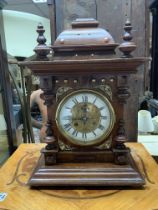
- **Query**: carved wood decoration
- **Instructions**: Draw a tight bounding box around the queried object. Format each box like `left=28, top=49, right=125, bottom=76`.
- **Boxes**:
left=19, top=17, right=146, bottom=187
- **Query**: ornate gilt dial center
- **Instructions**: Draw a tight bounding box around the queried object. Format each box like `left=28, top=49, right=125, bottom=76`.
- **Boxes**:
left=71, top=102, right=101, bottom=133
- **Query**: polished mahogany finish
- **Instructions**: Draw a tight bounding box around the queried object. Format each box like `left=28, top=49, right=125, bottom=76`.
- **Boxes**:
left=29, top=152, right=144, bottom=187
left=20, top=18, right=146, bottom=187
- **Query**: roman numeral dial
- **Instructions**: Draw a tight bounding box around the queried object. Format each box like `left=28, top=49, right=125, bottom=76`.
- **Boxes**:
left=56, top=89, right=115, bottom=146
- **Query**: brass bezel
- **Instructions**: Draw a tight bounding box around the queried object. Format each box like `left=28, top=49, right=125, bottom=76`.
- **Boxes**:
left=55, top=89, right=116, bottom=146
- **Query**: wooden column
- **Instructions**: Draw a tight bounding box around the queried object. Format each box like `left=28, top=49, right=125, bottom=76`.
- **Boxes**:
left=34, top=23, right=58, bottom=165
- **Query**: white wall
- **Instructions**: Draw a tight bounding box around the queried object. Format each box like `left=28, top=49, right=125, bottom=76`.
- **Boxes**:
left=3, top=10, right=51, bottom=57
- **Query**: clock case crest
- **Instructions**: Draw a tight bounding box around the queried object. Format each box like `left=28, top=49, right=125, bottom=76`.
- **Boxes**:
left=20, top=19, right=146, bottom=187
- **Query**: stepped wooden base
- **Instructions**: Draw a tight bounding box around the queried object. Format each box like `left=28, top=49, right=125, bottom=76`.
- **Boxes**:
left=28, top=152, right=145, bottom=187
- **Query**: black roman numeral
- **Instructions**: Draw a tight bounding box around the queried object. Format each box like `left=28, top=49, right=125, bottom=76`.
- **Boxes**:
left=64, top=123, right=71, bottom=131
left=98, top=124, right=105, bottom=130
left=72, top=129, right=78, bottom=137
left=101, top=116, right=108, bottom=120
left=65, top=106, right=71, bottom=110
left=63, top=115, right=72, bottom=120
left=99, top=106, right=105, bottom=111
left=92, top=131, right=97, bottom=136
left=93, top=97, right=97, bottom=104
left=72, top=98, right=79, bottom=104
left=82, top=132, right=87, bottom=139
left=82, top=95, right=88, bottom=103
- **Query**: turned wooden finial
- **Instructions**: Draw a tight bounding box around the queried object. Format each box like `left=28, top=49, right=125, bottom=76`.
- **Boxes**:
left=119, top=19, right=136, bottom=58
left=34, top=23, right=51, bottom=60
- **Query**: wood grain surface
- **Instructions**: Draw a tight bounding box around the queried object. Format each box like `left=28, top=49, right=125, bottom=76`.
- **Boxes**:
left=0, top=143, right=158, bottom=210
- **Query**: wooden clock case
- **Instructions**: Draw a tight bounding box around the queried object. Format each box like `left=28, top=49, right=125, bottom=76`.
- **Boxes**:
left=20, top=18, right=146, bottom=187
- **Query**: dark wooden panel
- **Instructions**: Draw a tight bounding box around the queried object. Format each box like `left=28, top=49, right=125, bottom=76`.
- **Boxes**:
left=55, top=0, right=64, bottom=36
left=97, top=0, right=124, bottom=44
left=56, top=0, right=97, bottom=35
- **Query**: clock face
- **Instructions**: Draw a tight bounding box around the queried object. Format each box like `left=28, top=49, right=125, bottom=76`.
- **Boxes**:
left=56, top=89, right=115, bottom=146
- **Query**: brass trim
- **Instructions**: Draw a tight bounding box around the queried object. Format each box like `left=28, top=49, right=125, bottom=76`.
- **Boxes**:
left=55, top=89, right=116, bottom=146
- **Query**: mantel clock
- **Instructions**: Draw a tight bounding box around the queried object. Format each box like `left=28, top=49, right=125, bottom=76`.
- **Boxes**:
left=20, top=18, right=146, bottom=187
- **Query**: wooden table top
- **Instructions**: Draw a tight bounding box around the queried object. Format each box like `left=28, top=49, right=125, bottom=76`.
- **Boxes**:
left=0, top=143, right=158, bottom=210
